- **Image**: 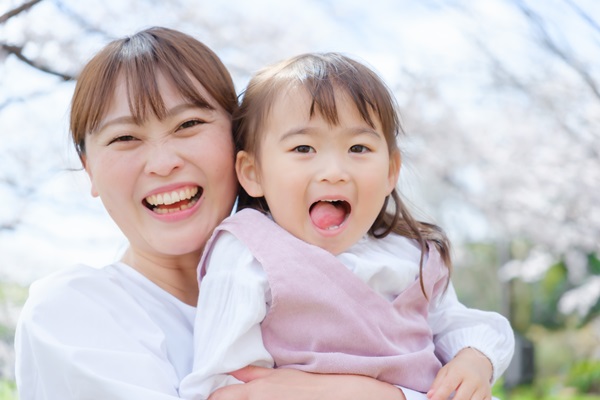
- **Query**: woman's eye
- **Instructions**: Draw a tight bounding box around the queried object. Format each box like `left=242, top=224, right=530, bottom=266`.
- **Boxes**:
left=179, top=119, right=204, bottom=130
left=293, top=145, right=314, bottom=153
left=108, top=135, right=136, bottom=145
left=350, top=144, right=369, bottom=153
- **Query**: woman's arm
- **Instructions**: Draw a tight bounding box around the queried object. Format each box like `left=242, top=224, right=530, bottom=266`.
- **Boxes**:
left=208, top=366, right=413, bottom=400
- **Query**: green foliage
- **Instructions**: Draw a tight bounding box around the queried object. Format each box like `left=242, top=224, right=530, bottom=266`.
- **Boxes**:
left=567, top=360, right=600, bottom=394
left=451, top=242, right=503, bottom=312
left=531, top=262, right=569, bottom=328
left=455, top=243, right=600, bottom=400
left=494, top=378, right=600, bottom=399
left=0, top=282, right=29, bottom=306
left=0, top=380, right=16, bottom=400
left=589, top=254, right=600, bottom=275
left=509, top=279, right=534, bottom=332
left=506, top=251, right=600, bottom=330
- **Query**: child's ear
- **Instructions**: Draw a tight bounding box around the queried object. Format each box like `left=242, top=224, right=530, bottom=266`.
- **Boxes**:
left=387, top=150, right=401, bottom=194
left=236, top=151, right=264, bottom=197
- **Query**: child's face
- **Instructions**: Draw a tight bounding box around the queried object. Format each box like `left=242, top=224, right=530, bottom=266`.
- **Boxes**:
left=237, top=87, right=400, bottom=255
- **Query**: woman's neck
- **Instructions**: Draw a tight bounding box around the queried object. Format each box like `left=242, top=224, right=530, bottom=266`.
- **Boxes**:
left=121, top=248, right=200, bottom=306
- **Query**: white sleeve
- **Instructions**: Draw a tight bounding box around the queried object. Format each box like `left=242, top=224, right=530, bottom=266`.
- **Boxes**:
left=15, top=269, right=185, bottom=400
left=428, top=282, right=515, bottom=383
left=179, top=232, right=273, bottom=400
left=396, top=386, right=428, bottom=400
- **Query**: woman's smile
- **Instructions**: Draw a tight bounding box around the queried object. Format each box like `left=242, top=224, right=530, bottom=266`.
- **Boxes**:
left=143, top=185, right=203, bottom=214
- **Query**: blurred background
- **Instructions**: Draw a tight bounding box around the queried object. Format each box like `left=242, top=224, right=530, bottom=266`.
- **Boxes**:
left=0, top=0, right=598, bottom=399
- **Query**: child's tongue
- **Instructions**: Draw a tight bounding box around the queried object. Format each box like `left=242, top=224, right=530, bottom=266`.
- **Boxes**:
left=310, top=201, right=346, bottom=230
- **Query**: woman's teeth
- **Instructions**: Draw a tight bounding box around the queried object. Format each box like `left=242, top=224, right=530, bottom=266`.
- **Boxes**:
left=144, top=186, right=200, bottom=214
left=146, top=187, right=199, bottom=206
left=152, top=201, right=197, bottom=214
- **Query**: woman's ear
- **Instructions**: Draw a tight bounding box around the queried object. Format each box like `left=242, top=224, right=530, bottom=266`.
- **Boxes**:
left=236, top=151, right=264, bottom=197
left=81, top=155, right=100, bottom=198
left=387, top=150, right=401, bottom=194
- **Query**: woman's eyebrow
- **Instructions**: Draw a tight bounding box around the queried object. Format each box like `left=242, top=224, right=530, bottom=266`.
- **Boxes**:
left=97, top=103, right=205, bottom=132
left=97, top=115, right=137, bottom=132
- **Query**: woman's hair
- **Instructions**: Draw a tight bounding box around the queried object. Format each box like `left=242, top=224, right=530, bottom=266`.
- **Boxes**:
left=70, top=26, right=237, bottom=159
left=233, top=52, right=451, bottom=291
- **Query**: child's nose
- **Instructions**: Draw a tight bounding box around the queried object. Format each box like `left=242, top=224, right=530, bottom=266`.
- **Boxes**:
left=316, top=154, right=350, bottom=183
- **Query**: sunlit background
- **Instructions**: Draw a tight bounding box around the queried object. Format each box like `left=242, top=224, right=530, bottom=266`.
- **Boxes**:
left=1, top=0, right=599, bottom=398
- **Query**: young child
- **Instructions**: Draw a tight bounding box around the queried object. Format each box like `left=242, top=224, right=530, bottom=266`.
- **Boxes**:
left=179, top=53, right=514, bottom=400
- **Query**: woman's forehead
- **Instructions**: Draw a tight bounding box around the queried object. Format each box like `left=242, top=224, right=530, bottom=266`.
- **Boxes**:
left=101, top=71, right=219, bottom=123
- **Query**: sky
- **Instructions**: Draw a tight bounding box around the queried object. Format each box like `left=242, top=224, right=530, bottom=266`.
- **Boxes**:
left=0, top=0, right=598, bottom=287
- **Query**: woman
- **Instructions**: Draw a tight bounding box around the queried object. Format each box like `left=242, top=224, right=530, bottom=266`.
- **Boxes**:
left=14, top=27, right=410, bottom=400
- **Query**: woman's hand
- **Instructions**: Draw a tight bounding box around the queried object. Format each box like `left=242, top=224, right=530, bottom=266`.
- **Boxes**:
left=427, top=347, right=493, bottom=400
left=208, top=365, right=406, bottom=400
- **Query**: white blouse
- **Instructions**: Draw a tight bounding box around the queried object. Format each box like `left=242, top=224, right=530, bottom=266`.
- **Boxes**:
left=16, top=263, right=196, bottom=400
left=179, top=232, right=514, bottom=399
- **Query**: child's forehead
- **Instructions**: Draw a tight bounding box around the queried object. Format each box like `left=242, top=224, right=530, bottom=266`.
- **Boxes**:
left=264, top=84, right=380, bottom=131
left=271, top=84, right=351, bottom=112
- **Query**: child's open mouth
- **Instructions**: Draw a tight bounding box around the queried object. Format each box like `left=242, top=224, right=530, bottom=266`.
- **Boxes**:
left=309, top=200, right=351, bottom=230
left=143, top=186, right=203, bottom=214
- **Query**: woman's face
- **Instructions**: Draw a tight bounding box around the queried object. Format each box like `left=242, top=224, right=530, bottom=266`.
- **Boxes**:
left=83, top=73, right=237, bottom=260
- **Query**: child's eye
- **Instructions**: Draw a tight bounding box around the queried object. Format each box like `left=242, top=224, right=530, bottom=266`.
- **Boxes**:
left=349, top=144, right=369, bottom=153
left=108, top=135, right=136, bottom=145
left=178, top=119, right=204, bottom=130
left=293, top=145, right=314, bottom=153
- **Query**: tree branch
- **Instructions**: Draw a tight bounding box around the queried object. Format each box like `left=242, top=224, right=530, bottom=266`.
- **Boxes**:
left=0, top=0, right=44, bottom=25
left=515, top=0, right=600, bottom=101
left=1, top=43, right=74, bottom=81
left=562, top=0, right=600, bottom=34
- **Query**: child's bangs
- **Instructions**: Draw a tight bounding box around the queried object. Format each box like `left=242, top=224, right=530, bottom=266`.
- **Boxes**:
left=295, top=59, right=377, bottom=129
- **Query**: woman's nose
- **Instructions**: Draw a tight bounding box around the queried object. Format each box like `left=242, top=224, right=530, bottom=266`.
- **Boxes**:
left=143, top=141, right=184, bottom=176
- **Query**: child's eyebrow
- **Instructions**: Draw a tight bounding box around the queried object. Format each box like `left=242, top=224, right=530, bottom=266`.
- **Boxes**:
left=348, top=127, right=384, bottom=139
left=279, top=127, right=311, bottom=141
left=280, top=126, right=383, bottom=142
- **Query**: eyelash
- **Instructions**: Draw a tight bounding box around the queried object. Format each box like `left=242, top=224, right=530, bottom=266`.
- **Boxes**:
left=106, top=118, right=205, bottom=145
left=293, top=145, right=314, bottom=153
left=350, top=144, right=370, bottom=153
left=178, top=119, right=204, bottom=130
left=292, top=145, right=371, bottom=153
left=108, top=135, right=136, bottom=145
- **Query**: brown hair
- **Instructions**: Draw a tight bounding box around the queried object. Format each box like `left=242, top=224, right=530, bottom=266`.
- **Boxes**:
left=234, top=52, right=451, bottom=292
left=70, top=27, right=237, bottom=159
